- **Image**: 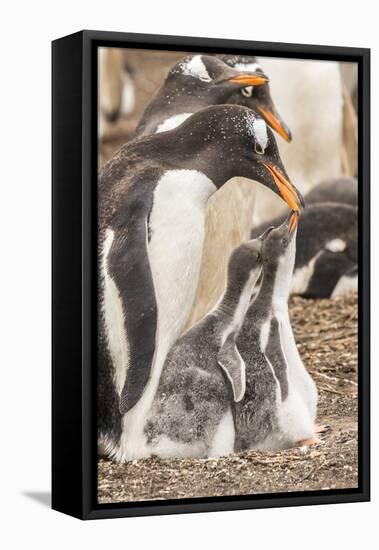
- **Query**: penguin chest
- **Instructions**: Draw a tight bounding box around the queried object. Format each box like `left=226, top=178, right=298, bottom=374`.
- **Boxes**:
left=147, top=170, right=217, bottom=341
left=276, top=311, right=318, bottom=420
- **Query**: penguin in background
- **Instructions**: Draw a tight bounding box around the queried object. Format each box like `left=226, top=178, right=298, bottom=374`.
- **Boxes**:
left=234, top=213, right=322, bottom=451
left=305, top=176, right=357, bottom=207
left=98, top=105, right=304, bottom=461
left=218, top=54, right=292, bottom=143
left=135, top=54, right=268, bottom=136
left=98, top=48, right=135, bottom=139
left=251, top=202, right=358, bottom=299
left=135, top=54, right=290, bottom=139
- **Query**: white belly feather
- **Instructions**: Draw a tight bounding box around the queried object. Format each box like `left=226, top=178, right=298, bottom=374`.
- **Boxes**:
left=115, top=169, right=217, bottom=461
left=277, top=310, right=318, bottom=422
left=102, top=228, right=130, bottom=397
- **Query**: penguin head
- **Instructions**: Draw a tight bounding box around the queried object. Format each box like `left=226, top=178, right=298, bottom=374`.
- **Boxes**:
left=177, top=104, right=303, bottom=211
left=218, top=54, right=292, bottom=142
left=227, top=238, right=263, bottom=292
left=261, top=212, right=298, bottom=273
left=167, top=55, right=269, bottom=100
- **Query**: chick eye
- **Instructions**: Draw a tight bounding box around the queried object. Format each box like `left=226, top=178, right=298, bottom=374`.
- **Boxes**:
left=282, top=238, right=288, bottom=245
left=241, top=86, right=253, bottom=97
left=255, top=143, right=265, bottom=155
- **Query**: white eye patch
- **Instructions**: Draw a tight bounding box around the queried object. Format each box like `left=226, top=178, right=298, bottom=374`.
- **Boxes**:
left=252, top=117, right=268, bottom=154
left=234, top=62, right=261, bottom=73
left=180, top=55, right=211, bottom=82
left=325, top=239, right=346, bottom=253
left=245, top=114, right=269, bottom=154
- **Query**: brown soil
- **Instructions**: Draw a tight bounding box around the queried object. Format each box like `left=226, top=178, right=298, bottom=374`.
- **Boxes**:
left=98, top=293, right=358, bottom=504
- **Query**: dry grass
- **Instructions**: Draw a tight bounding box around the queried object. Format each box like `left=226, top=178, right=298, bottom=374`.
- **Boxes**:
left=98, top=293, right=358, bottom=504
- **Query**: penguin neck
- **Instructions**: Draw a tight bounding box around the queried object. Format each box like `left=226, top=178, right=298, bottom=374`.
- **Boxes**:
left=273, top=241, right=296, bottom=309
left=133, top=109, right=254, bottom=189
left=251, top=268, right=278, bottom=317
left=215, top=268, right=260, bottom=335
left=265, top=245, right=296, bottom=313
left=137, top=85, right=217, bottom=136
left=253, top=240, right=296, bottom=316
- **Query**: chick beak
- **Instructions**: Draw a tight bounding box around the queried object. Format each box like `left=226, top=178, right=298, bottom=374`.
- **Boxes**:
left=258, top=226, right=275, bottom=241
left=288, top=211, right=299, bottom=236
left=261, top=162, right=304, bottom=213
left=226, top=72, right=269, bottom=87
left=257, top=106, right=292, bottom=142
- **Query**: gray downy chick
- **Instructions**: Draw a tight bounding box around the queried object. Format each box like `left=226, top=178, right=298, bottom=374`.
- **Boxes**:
left=142, top=238, right=264, bottom=459
left=234, top=212, right=319, bottom=451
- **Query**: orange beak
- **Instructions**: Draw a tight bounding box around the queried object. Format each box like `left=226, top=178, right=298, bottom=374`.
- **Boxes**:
left=227, top=73, right=269, bottom=87
left=262, top=162, right=303, bottom=213
left=257, top=106, right=292, bottom=142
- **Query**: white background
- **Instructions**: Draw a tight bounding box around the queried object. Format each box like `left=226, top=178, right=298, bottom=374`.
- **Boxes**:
left=1, top=1, right=376, bottom=548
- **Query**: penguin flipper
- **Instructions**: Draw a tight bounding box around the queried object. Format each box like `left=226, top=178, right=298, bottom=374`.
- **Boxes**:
left=218, top=334, right=246, bottom=402
left=264, top=317, right=289, bottom=401
left=107, top=220, right=158, bottom=415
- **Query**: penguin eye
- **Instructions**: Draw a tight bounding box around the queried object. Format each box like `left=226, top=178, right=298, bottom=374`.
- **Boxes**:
left=282, top=238, right=288, bottom=246
left=255, top=143, right=265, bottom=155
left=241, top=86, right=253, bottom=98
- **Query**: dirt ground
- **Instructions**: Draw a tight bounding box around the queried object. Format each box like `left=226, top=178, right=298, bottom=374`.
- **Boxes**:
left=98, top=293, right=358, bottom=504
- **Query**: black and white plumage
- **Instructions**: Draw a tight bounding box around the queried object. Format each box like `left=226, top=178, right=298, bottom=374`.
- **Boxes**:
left=218, top=54, right=292, bottom=142
left=251, top=202, right=358, bottom=299
left=131, top=53, right=292, bottom=330
left=97, top=105, right=303, bottom=461
left=179, top=54, right=292, bottom=328
left=142, top=238, right=264, bottom=459
left=135, top=54, right=291, bottom=141
left=234, top=214, right=318, bottom=451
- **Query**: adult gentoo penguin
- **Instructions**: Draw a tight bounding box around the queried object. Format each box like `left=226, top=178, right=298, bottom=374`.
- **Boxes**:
left=251, top=202, right=357, bottom=298
left=98, top=105, right=304, bottom=461
left=135, top=54, right=290, bottom=141
left=234, top=213, right=321, bottom=450
left=141, top=235, right=265, bottom=459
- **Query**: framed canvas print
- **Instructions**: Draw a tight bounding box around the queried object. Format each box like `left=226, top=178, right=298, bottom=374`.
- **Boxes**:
left=52, top=30, right=370, bottom=520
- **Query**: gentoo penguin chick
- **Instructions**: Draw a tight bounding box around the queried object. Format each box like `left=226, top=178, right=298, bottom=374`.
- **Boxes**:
left=234, top=213, right=320, bottom=451
left=98, top=105, right=304, bottom=461
left=143, top=236, right=265, bottom=459
left=251, top=203, right=357, bottom=298
left=305, top=176, right=357, bottom=207
left=135, top=54, right=269, bottom=136
left=218, top=54, right=292, bottom=142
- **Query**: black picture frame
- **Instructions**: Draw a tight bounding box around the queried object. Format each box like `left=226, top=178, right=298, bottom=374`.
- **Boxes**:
left=52, top=30, right=370, bottom=520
